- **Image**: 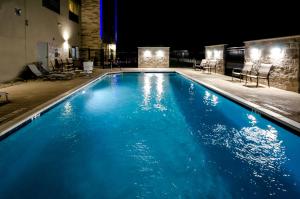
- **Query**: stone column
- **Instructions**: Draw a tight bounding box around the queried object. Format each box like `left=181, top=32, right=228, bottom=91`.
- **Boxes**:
left=205, top=44, right=227, bottom=75
left=80, top=0, right=102, bottom=62
left=138, top=47, right=170, bottom=68
left=244, top=35, right=300, bottom=92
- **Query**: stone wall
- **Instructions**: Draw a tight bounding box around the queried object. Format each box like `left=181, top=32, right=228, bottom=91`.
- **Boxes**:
left=138, top=47, right=170, bottom=68
left=244, top=35, right=300, bottom=92
left=80, top=0, right=102, bottom=49
left=205, top=44, right=226, bottom=74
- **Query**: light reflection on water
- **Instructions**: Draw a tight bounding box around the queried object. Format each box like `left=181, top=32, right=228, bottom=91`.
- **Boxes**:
left=203, top=90, right=219, bottom=106
left=233, top=125, right=284, bottom=168
left=199, top=111, right=288, bottom=194
left=247, top=114, right=257, bottom=125
left=111, top=74, right=119, bottom=86
left=126, top=140, right=162, bottom=198
left=188, top=83, right=195, bottom=101
left=63, top=101, right=73, bottom=116
left=142, top=74, right=152, bottom=110
left=142, top=73, right=167, bottom=111
left=155, top=74, right=164, bottom=101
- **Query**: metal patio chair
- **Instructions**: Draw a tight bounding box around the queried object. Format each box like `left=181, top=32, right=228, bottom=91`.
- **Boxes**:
left=232, top=62, right=253, bottom=82
left=245, top=63, right=273, bottom=87
left=203, top=60, right=217, bottom=74
left=194, top=59, right=208, bottom=71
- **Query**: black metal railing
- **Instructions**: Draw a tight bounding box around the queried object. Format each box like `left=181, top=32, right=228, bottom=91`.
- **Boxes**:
left=116, top=51, right=138, bottom=67
left=225, top=47, right=245, bottom=75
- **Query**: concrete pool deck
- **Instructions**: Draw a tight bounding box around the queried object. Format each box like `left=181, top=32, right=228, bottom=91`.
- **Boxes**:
left=0, top=67, right=300, bottom=134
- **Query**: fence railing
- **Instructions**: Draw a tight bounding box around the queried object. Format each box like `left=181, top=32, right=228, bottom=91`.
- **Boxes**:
left=78, top=48, right=207, bottom=68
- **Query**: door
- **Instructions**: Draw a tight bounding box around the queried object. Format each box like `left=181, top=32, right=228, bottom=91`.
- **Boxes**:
left=37, top=42, right=48, bottom=69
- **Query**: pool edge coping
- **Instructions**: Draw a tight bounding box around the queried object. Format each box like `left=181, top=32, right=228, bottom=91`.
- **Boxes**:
left=0, top=69, right=299, bottom=139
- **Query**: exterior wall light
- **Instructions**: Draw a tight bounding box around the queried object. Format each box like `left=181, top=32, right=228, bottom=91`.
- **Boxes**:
left=214, top=50, right=221, bottom=59
left=206, top=50, right=212, bottom=59
left=62, top=30, right=70, bottom=52
left=156, top=50, right=164, bottom=58
left=63, top=41, right=69, bottom=51
left=250, top=48, right=261, bottom=61
left=270, top=47, right=284, bottom=60
left=63, top=31, right=70, bottom=41
left=144, top=50, right=152, bottom=58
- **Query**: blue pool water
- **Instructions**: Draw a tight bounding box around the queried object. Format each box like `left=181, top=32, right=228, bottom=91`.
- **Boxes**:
left=0, top=73, right=300, bottom=198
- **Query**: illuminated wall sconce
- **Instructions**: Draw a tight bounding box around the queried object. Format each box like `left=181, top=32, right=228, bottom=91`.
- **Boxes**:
left=156, top=50, right=164, bottom=58
left=213, top=50, right=221, bottom=59
left=63, top=31, right=70, bottom=41
left=144, top=50, right=152, bottom=58
left=250, top=48, right=261, bottom=61
left=62, top=30, right=70, bottom=52
left=206, top=50, right=213, bottom=59
left=270, top=47, right=284, bottom=60
left=63, top=41, right=69, bottom=51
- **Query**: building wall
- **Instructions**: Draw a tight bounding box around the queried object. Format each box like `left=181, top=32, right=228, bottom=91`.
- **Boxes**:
left=138, top=47, right=170, bottom=68
left=205, top=45, right=226, bottom=74
left=244, top=36, right=300, bottom=92
left=0, top=0, right=80, bottom=82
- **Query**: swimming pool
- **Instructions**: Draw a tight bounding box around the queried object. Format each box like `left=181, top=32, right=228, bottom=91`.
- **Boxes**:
left=0, top=72, right=299, bottom=198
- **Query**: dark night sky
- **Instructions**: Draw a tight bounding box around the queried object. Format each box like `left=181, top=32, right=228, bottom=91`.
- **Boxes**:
left=117, top=0, right=300, bottom=51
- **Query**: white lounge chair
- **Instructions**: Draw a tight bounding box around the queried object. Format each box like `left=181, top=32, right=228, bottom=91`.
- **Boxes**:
left=81, top=61, right=93, bottom=75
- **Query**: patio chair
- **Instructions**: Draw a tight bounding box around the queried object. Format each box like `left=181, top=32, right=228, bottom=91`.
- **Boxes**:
left=232, top=62, right=253, bottom=82
left=55, top=58, right=65, bottom=71
left=245, top=63, right=273, bottom=87
left=65, top=58, right=74, bottom=71
left=41, top=62, right=75, bottom=77
left=203, top=60, right=217, bottom=74
left=49, top=60, right=60, bottom=72
left=0, top=91, right=8, bottom=103
left=27, top=64, right=72, bottom=80
left=194, top=59, right=208, bottom=71
left=80, top=61, right=94, bottom=76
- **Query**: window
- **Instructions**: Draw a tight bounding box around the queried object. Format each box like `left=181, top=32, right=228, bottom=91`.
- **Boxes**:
left=69, top=0, right=80, bottom=23
left=42, top=0, right=60, bottom=14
